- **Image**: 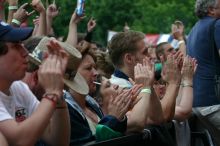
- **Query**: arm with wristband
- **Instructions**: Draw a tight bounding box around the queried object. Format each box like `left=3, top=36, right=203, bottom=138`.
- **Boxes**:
left=160, top=54, right=181, bottom=122
left=174, top=56, right=197, bottom=121
left=7, top=0, right=18, bottom=24
left=38, top=40, right=70, bottom=146
left=127, top=57, right=163, bottom=133
left=11, top=3, right=35, bottom=27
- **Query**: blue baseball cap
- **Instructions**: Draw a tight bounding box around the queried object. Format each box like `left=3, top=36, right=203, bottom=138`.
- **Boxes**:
left=0, top=21, right=33, bottom=42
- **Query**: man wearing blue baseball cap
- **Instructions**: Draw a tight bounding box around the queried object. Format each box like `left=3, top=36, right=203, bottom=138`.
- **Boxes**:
left=0, top=20, right=33, bottom=42
left=0, top=21, right=70, bottom=146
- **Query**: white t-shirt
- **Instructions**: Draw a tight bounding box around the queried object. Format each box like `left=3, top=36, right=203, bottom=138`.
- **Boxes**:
left=0, top=81, right=39, bottom=122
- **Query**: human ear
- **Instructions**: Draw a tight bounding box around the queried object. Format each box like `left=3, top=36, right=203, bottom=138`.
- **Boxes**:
left=124, top=53, right=135, bottom=64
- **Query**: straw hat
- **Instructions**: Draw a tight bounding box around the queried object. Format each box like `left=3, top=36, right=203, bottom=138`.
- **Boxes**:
left=29, top=36, right=89, bottom=95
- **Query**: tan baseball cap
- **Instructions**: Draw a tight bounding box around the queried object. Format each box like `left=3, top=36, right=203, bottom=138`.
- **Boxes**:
left=28, top=36, right=89, bottom=95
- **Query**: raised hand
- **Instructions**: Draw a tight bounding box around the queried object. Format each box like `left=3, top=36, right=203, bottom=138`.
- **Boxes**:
left=87, top=17, right=96, bottom=32
left=181, top=56, right=197, bottom=84
left=171, top=20, right=185, bottom=41
left=46, top=39, right=69, bottom=75
left=134, top=57, right=155, bottom=88
left=161, top=54, right=181, bottom=85
left=71, top=11, right=85, bottom=24
left=46, top=3, right=59, bottom=18
left=31, top=0, right=45, bottom=13
left=107, top=89, right=132, bottom=120
left=38, top=39, right=69, bottom=99
left=33, top=16, right=40, bottom=26
left=13, top=3, right=35, bottom=24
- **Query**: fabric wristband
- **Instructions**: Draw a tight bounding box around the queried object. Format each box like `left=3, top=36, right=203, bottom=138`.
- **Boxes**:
left=12, top=19, right=21, bottom=25
left=140, top=88, right=152, bottom=94
left=181, top=82, right=193, bottom=88
left=8, top=5, right=18, bottom=10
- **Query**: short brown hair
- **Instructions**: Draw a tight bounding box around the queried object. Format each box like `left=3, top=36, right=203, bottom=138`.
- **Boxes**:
left=108, top=31, right=145, bottom=67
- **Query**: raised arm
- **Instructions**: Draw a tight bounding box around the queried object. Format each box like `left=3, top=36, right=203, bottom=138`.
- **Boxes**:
left=84, top=17, right=96, bottom=42
left=171, top=20, right=186, bottom=56
left=11, top=3, right=34, bottom=27
left=41, top=40, right=70, bottom=146
left=31, top=0, right=47, bottom=36
left=66, top=11, right=84, bottom=47
left=127, top=57, right=163, bottom=132
left=174, top=56, right=197, bottom=121
left=7, top=0, right=19, bottom=23
left=160, top=54, right=181, bottom=122
left=46, top=1, right=59, bottom=35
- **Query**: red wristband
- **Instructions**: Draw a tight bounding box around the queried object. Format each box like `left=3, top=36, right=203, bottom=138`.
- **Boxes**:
left=42, top=93, right=58, bottom=108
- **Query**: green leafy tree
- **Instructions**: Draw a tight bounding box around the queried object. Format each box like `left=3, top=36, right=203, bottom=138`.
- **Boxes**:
left=14, top=0, right=198, bottom=45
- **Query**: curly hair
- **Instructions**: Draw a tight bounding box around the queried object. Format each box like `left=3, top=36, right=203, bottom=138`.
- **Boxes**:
left=96, top=51, right=114, bottom=78
left=195, top=0, right=217, bottom=18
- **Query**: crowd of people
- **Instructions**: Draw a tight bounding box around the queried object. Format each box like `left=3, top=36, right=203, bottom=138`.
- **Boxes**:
left=0, top=0, right=219, bottom=146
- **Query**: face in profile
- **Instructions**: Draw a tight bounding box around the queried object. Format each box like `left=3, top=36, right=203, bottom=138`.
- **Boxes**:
left=133, top=38, right=149, bottom=64
left=77, top=54, right=98, bottom=94
left=99, top=76, right=121, bottom=99
left=0, top=43, right=28, bottom=81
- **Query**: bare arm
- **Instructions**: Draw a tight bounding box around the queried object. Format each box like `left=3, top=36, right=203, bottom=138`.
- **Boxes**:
left=11, top=3, right=34, bottom=27
left=42, top=101, right=70, bottom=146
left=0, top=131, right=8, bottom=146
left=160, top=84, right=179, bottom=121
left=160, top=54, right=181, bottom=122
left=174, top=56, right=197, bottom=121
left=41, top=40, right=70, bottom=146
left=66, top=12, right=84, bottom=47
left=0, top=98, right=56, bottom=146
left=46, top=2, right=59, bottom=35
left=32, top=0, right=47, bottom=36
left=7, top=0, right=18, bottom=23
left=127, top=58, right=163, bottom=132
left=171, top=21, right=186, bottom=56
left=32, top=16, right=40, bottom=36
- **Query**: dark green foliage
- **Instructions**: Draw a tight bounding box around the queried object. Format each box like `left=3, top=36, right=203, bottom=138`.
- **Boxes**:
left=17, top=0, right=197, bottom=45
